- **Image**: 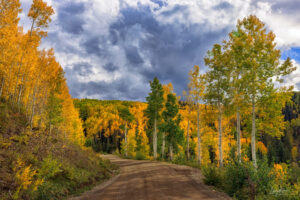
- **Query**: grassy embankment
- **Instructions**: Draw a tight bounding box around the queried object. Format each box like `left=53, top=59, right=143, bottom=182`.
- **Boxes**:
left=0, top=99, right=119, bottom=200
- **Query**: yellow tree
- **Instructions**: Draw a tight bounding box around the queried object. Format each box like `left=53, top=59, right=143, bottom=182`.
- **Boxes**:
left=188, top=65, right=205, bottom=165
left=0, top=0, right=21, bottom=98
left=204, top=45, right=231, bottom=167
left=229, top=16, right=295, bottom=167
left=182, top=87, right=194, bottom=160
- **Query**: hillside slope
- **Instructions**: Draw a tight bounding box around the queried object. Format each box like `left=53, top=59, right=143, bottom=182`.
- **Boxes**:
left=0, top=100, right=118, bottom=200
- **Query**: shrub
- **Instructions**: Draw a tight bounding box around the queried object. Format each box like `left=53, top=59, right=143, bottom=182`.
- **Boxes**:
left=38, top=156, right=63, bottom=180
left=201, top=164, right=222, bottom=187
left=223, top=161, right=249, bottom=198
left=135, top=151, right=146, bottom=160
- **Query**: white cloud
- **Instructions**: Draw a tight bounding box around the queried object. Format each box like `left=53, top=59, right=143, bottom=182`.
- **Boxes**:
left=18, top=0, right=300, bottom=99
left=282, top=60, right=300, bottom=91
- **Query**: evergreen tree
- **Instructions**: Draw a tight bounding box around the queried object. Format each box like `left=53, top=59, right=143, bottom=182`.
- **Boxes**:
left=145, top=77, right=164, bottom=159
left=161, top=93, right=184, bottom=161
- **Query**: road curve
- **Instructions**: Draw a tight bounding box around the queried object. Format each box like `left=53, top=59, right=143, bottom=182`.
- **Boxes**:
left=71, top=154, right=230, bottom=200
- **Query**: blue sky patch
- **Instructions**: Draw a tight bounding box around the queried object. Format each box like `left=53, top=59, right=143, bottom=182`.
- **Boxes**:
left=282, top=47, right=300, bottom=62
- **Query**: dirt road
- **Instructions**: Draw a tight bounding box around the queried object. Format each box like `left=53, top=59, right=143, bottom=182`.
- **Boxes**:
left=71, top=154, right=230, bottom=200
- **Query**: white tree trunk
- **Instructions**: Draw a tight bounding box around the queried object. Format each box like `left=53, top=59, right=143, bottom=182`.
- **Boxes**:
left=30, top=85, right=38, bottom=129
left=251, top=97, right=257, bottom=168
left=170, top=145, right=173, bottom=161
left=125, top=122, right=128, bottom=157
left=218, top=106, right=223, bottom=167
left=237, top=106, right=241, bottom=162
left=187, top=107, right=190, bottom=160
left=0, top=77, right=4, bottom=97
left=153, top=117, right=157, bottom=159
left=162, top=132, right=165, bottom=159
left=197, top=104, right=201, bottom=165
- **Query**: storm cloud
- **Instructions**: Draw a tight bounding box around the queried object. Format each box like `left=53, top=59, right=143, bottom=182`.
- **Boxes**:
left=19, top=0, right=300, bottom=101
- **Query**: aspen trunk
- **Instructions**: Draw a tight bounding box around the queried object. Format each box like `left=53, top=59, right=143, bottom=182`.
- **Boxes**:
left=13, top=62, right=22, bottom=102
left=187, top=106, right=190, bottom=160
left=197, top=104, right=201, bottom=165
left=125, top=122, right=128, bottom=157
left=218, top=107, right=223, bottom=167
left=17, top=83, right=23, bottom=106
left=237, top=106, right=241, bottom=162
left=30, top=85, right=38, bottom=129
left=0, top=77, right=4, bottom=97
left=162, top=132, right=165, bottom=159
left=7, top=58, right=16, bottom=98
left=153, top=117, right=157, bottom=159
left=170, top=145, right=173, bottom=161
left=17, top=72, right=27, bottom=106
left=251, top=96, right=257, bottom=168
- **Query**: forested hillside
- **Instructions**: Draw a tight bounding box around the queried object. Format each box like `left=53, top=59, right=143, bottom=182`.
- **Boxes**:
left=0, top=1, right=117, bottom=199
left=75, top=93, right=300, bottom=165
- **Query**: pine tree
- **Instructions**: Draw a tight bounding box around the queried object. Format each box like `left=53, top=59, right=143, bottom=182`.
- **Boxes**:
left=145, top=77, right=164, bottom=159
left=161, top=93, right=184, bottom=161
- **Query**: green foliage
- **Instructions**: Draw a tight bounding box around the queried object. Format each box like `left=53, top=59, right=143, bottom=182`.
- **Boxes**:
left=145, top=77, right=164, bottom=134
left=135, top=151, right=146, bottom=160
left=145, top=77, right=164, bottom=120
left=161, top=93, right=184, bottom=153
left=119, top=106, right=134, bottom=123
left=201, top=164, right=222, bottom=187
left=46, top=92, right=63, bottom=130
left=201, top=158, right=299, bottom=200
left=39, top=156, right=62, bottom=180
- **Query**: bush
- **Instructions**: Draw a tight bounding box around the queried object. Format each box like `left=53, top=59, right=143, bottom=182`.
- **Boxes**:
left=201, top=157, right=300, bottom=200
left=135, top=151, right=146, bottom=160
left=223, top=161, right=249, bottom=198
left=201, top=164, right=222, bottom=187
left=39, top=156, right=63, bottom=180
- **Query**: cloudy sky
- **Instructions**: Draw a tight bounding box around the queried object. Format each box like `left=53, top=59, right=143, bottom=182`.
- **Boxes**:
left=19, top=0, right=300, bottom=101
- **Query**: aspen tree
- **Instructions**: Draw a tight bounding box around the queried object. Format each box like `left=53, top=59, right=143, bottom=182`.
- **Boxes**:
left=205, top=45, right=231, bottom=167
left=188, top=66, right=205, bottom=165
left=228, top=15, right=295, bottom=167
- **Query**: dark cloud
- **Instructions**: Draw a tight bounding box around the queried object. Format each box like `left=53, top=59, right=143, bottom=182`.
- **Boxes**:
left=43, top=1, right=238, bottom=100
left=58, top=2, right=86, bottom=34
left=82, top=37, right=102, bottom=55
left=68, top=78, right=148, bottom=101
left=61, top=2, right=85, bottom=14
left=103, top=63, right=119, bottom=72
left=270, top=0, right=300, bottom=15
left=160, top=5, right=188, bottom=17
left=124, top=45, right=144, bottom=65
left=150, top=0, right=167, bottom=8
left=72, top=62, right=93, bottom=76
left=213, top=2, right=234, bottom=10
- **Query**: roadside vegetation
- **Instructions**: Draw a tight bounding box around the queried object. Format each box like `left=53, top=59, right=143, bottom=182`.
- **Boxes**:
left=0, top=1, right=117, bottom=199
